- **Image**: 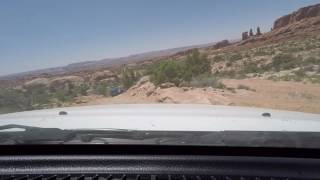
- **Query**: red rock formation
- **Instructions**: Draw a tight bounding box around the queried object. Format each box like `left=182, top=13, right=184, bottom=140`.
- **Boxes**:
left=274, top=4, right=320, bottom=29
left=213, top=40, right=230, bottom=49
left=242, top=32, right=249, bottom=40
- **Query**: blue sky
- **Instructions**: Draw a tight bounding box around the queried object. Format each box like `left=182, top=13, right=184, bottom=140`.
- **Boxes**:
left=0, top=0, right=319, bottom=75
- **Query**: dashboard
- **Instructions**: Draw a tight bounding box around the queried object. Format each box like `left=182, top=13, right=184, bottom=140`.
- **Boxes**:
left=0, top=145, right=320, bottom=180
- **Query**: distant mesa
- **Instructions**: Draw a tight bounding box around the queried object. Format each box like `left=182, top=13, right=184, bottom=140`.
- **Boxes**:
left=273, top=3, right=320, bottom=29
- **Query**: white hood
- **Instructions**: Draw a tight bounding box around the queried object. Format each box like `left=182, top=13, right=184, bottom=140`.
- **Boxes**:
left=0, top=104, right=319, bottom=132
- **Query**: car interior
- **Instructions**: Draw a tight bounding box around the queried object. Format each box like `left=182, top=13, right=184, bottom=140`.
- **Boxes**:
left=1, top=145, right=320, bottom=180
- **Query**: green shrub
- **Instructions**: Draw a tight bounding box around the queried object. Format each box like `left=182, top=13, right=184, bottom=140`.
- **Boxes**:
left=95, top=82, right=110, bottom=97
left=228, top=53, right=242, bottom=62
left=242, top=61, right=263, bottom=74
left=304, top=57, right=320, bottom=65
left=150, top=60, right=182, bottom=86
left=54, top=89, right=73, bottom=102
left=309, top=75, right=320, bottom=84
left=213, top=55, right=225, bottom=62
left=121, top=68, right=137, bottom=89
left=271, top=53, right=300, bottom=71
left=25, top=84, right=52, bottom=105
left=254, top=48, right=270, bottom=56
left=0, top=88, right=33, bottom=113
left=226, top=62, right=232, bottom=67
left=294, top=69, right=306, bottom=77
left=183, top=49, right=210, bottom=80
left=73, top=84, right=89, bottom=96
left=216, top=70, right=237, bottom=78
left=150, top=49, right=210, bottom=86
left=226, top=87, right=236, bottom=93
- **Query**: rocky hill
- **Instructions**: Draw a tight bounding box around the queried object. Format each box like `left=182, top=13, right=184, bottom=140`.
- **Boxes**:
left=274, top=4, right=320, bottom=29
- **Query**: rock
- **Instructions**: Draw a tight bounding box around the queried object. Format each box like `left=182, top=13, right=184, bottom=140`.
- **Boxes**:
left=49, top=76, right=84, bottom=90
left=159, top=82, right=175, bottom=89
left=213, top=40, right=230, bottom=49
left=91, top=70, right=117, bottom=82
left=135, top=76, right=150, bottom=87
left=24, top=78, right=50, bottom=88
left=127, top=78, right=156, bottom=97
left=256, top=27, right=262, bottom=36
left=242, top=31, right=249, bottom=40
left=274, top=4, right=320, bottom=29
left=99, top=77, right=117, bottom=84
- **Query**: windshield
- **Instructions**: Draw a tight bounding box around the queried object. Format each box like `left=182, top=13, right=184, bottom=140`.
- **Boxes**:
left=0, top=0, right=320, bottom=147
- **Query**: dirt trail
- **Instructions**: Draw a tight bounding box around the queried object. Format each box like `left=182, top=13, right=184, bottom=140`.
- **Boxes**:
left=222, top=79, right=320, bottom=113
left=75, top=78, right=320, bottom=114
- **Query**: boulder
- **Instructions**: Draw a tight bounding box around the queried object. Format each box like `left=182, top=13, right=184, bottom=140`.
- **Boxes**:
left=159, top=82, right=175, bottom=89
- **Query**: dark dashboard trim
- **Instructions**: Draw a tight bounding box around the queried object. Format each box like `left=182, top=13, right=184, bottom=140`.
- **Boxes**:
left=0, top=145, right=320, bottom=158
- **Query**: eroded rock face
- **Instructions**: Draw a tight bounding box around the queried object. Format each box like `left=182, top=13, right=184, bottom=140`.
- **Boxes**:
left=274, top=4, right=320, bottom=29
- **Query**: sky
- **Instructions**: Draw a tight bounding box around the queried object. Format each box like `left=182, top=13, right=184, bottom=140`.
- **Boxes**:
left=0, top=0, right=319, bottom=76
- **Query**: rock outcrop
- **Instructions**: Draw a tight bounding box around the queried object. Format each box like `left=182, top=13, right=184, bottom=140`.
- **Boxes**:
left=23, top=78, right=50, bottom=88
left=242, top=32, right=249, bottom=40
left=49, top=76, right=84, bottom=90
left=273, top=4, right=320, bottom=29
left=119, top=77, right=231, bottom=105
left=213, top=40, right=230, bottom=49
left=91, top=70, right=117, bottom=82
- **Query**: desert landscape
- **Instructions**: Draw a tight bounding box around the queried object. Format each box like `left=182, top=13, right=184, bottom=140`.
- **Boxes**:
left=1, top=4, right=320, bottom=114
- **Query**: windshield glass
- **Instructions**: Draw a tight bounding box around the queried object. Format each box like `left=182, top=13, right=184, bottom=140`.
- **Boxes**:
left=0, top=0, right=320, bottom=147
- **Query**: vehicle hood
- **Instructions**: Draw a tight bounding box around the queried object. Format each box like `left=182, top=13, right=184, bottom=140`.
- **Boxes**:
left=0, top=104, right=319, bottom=132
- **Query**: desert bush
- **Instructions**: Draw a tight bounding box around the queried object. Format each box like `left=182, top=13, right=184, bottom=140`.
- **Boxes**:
left=95, top=82, right=110, bottom=97
left=271, top=53, right=300, bottom=71
left=237, top=84, right=256, bottom=91
left=284, top=45, right=304, bottom=53
left=0, top=88, right=33, bottom=113
left=237, top=84, right=251, bottom=90
left=226, top=61, right=232, bottom=67
left=228, top=53, right=242, bottom=62
left=25, top=84, right=52, bottom=105
left=241, top=61, right=263, bottom=74
left=309, top=75, right=320, bottom=84
left=54, top=89, right=74, bottom=102
left=215, top=70, right=237, bottom=78
left=213, top=55, right=225, bottom=62
left=303, top=56, right=320, bottom=65
left=150, top=60, right=182, bottom=86
left=183, top=49, right=210, bottom=80
left=73, top=84, right=89, bottom=96
left=226, top=87, right=236, bottom=93
left=254, top=47, right=275, bottom=56
left=294, top=69, right=306, bottom=77
left=150, top=49, right=210, bottom=86
left=187, top=74, right=226, bottom=89
left=121, top=68, right=138, bottom=89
